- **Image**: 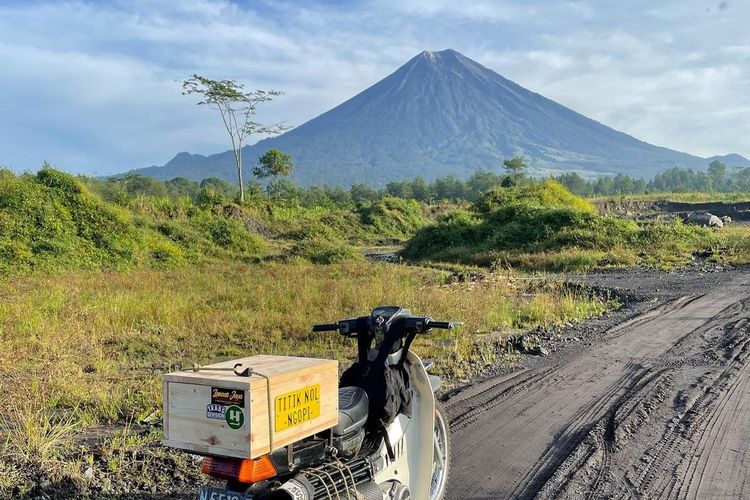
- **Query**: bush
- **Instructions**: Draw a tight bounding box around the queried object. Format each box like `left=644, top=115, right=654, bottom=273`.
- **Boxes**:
left=0, top=168, right=271, bottom=274
left=357, top=197, right=426, bottom=240
left=403, top=181, right=716, bottom=271
left=196, top=188, right=227, bottom=209
left=145, top=233, right=185, bottom=268
left=195, top=213, right=264, bottom=254
left=474, top=180, right=596, bottom=214
left=0, top=168, right=143, bottom=272
left=288, top=238, right=362, bottom=264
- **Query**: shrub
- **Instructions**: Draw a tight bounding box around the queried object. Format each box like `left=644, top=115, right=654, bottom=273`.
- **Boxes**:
left=357, top=197, right=426, bottom=239
left=402, top=210, right=479, bottom=259
left=195, top=213, right=264, bottom=254
left=474, top=180, right=596, bottom=214
left=403, top=181, right=716, bottom=271
left=0, top=168, right=142, bottom=272
left=288, top=238, right=362, bottom=264
left=145, top=234, right=185, bottom=268
left=196, top=188, right=227, bottom=209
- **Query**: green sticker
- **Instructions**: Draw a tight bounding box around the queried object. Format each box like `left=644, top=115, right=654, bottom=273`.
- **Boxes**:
left=225, top=405, right=245, bottom=430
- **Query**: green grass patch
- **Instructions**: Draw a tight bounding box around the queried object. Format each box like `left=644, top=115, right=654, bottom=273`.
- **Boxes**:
left=0, top=169, right=433, bottom=274
left=404, top=180, right=730, bottom=271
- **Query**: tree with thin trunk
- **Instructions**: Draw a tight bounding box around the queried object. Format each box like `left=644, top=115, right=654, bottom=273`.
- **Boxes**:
left=182, top=75, right=289, bottom=202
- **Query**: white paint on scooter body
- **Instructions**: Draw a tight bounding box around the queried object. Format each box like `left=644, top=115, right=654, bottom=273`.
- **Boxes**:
left=373, top=351, right=436, bottom=500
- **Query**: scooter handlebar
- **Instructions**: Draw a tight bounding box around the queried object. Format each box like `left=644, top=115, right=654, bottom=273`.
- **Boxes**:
left=312, top=317, right=463, bottom=334
left=426, top=320, right=463, bottom=330
left=312, top=323, right=339, bottom=332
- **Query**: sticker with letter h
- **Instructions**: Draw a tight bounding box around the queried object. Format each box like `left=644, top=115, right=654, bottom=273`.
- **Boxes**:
left=225, top=405, right=245, bottom=430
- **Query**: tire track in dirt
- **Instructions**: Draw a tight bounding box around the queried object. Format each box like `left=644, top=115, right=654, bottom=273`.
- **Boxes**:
left=664, top=336, right=750, bottom=499
left=447, top=271, right=750, bottom=499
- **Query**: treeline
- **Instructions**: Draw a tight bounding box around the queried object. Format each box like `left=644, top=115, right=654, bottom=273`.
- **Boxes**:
left=85, top=160, right=750, bottom=208
left=86, top=170, right=510, bottom=207
left=555, top=161, right=750, bottom=197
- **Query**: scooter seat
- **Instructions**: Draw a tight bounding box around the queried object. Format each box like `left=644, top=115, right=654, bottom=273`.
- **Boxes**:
left=333, top=386, right=369, bottom=436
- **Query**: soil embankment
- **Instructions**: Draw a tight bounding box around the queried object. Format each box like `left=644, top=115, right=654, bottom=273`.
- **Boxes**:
left=448, top=266, right=750, bottom=499
left=596, top=198, right=750, bottom=221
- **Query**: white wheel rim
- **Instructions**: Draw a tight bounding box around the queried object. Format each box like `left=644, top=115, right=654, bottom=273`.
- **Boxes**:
left=429, top=408, right=449, bottom=499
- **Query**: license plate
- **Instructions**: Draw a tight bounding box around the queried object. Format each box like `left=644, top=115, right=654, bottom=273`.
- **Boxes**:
left=274, top=384, right=321, bottom=432
left=198, top=486, right=252, bottom=500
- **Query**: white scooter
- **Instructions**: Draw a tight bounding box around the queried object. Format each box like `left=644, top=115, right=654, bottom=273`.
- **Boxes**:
left=197, top=306, right=459, bottom=500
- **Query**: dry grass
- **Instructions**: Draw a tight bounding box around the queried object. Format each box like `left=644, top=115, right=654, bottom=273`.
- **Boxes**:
left=0, top=260, right=612, bottom=495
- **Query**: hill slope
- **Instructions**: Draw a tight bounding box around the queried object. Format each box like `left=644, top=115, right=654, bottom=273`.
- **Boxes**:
left=132, top=49, right=749, bottom=186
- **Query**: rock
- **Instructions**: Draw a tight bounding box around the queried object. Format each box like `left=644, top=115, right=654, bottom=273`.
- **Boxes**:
left=722, top=215, right=732, bottom=224
left=84, top=466, right=94, bottom=479
left=527, top=346, right=549, bottom=356
left=685, top=211, right=723, bottom=228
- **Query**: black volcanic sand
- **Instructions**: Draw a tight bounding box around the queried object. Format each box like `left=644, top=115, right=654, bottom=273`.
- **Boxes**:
left=447, top=264, right=750, bottom=499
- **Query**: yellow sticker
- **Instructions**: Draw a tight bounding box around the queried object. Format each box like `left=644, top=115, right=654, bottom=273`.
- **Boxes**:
left=274, top=384, right=321, bottom=432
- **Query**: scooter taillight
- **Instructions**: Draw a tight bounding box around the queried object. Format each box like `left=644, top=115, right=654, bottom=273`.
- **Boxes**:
left=201, top=455, right=277, bottom=483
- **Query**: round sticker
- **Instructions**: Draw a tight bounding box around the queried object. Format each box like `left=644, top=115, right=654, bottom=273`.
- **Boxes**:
left=225, top=405, right=245, bottom=430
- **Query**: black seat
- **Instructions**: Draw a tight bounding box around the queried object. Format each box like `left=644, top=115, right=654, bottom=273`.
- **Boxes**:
left=333, top=386, right=369, bottom=436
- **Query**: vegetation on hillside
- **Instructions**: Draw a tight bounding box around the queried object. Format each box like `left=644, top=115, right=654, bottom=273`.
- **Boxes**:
left=77, top=161, right=750, bottom=208
left=0, top=168, right=428, bottom=274
left=403, top=180, right=745, bottom=271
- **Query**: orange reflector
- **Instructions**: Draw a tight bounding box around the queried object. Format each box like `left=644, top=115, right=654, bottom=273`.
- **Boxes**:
left=201, top=455, right=277, bottom=484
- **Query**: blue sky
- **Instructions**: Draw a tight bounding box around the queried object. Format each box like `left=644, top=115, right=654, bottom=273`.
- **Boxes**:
left=0, top=0, right=748, bottom=175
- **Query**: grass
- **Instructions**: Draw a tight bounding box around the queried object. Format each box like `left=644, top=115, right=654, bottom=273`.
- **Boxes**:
left=403, top=180, right=750, bottom=272
left=0, top=403, right=80, bottom=479
left=0, top=260, right=613, bottom=496
left=0, top=168, right=429, bottom=275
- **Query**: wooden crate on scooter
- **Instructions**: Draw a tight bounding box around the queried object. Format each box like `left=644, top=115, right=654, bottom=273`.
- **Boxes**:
left=163, top=355, right=339, bottom=459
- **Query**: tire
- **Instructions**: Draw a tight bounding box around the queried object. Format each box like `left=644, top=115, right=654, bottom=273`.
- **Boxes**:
left=429, top=400, right=451, bottom=500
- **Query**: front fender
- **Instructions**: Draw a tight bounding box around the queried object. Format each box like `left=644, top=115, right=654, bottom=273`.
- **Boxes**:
left=405, top=351, right=435, bottom=500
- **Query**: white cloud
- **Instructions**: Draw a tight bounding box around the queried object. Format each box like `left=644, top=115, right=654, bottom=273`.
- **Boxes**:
left=0, top=0, right=748, bottom=174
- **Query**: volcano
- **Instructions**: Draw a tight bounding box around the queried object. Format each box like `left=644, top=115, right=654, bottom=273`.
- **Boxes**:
left=132, top=49, right=748, bottom=185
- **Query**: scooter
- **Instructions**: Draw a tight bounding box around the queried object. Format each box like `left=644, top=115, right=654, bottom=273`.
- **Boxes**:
left=197, top=306, right=460, bottom=500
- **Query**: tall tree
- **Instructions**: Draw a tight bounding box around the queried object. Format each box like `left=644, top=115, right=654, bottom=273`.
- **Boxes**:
left=182, top=75, right=289, bottom=202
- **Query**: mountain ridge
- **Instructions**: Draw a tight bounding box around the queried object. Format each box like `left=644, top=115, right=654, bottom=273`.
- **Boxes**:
left=131, top=49, right=749, bottom=186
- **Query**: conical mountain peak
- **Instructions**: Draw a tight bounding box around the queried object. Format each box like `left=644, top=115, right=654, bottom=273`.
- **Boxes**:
left=133, top=50, right=749, bottom=185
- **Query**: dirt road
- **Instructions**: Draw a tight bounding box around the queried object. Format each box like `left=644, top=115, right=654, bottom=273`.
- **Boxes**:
left=447, top=268, right=750, bottom=499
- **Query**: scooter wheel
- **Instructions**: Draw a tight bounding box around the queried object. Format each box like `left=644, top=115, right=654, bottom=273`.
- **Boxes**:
left=429, top=401, right=451, bottom=500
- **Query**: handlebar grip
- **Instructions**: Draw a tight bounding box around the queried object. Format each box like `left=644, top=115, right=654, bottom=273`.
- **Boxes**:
left=426, top=320, right=463, bottom=330
left=312, top=323, right=338, bottom=332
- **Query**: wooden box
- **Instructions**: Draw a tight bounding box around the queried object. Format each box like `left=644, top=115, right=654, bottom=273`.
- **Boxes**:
left=163, top=355, right=338, bottom=459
